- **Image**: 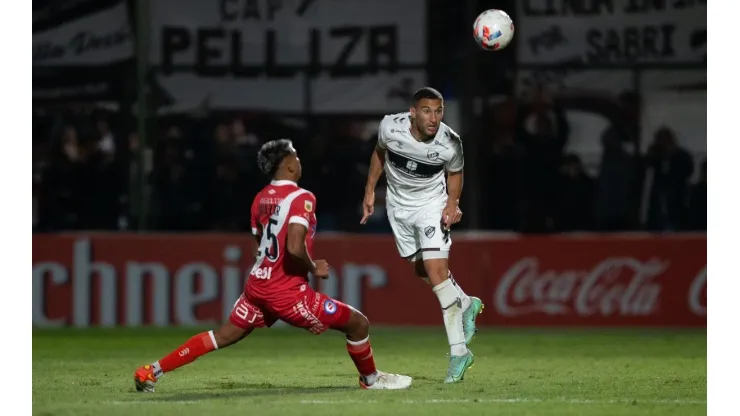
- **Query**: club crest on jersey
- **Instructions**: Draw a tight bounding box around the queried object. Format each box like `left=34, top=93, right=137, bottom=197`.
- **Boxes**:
left=323, top=299, right=337, bottom=315
left=427, top=150, right=440, bottom=160
left=304, top=200, right=313, bottom=212
left=424, top=225, right=436, bottom=238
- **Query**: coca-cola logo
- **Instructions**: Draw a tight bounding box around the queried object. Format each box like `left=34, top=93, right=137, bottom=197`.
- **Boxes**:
left=495, top=257, right=668, bottom=317
left=688, top=267, right=706, bottom=316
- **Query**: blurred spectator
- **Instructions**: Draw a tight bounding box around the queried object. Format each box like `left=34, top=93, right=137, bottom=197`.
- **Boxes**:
left=153, top=136, right=202, bottom=231
left=230, top=117, right=263, bottom=199
left=554, top=154, right=595, bottom=231
left=482, top=100, right=525, bottom=230
left=95, top=118, right=116, bottom=159
left=688, top=160, right=707, bottom=231
left=209, top=157, right=249, bottom=231
left=38, top=125, right=81, bottom=230
left=594, top=127, right=641, bottom=231
left=644, top=127, right=695, bottom=231
left=517, top=88, right=570, bottom=232
left=32, top=103, right=706, bottom=235
left=301, top=133, right=340, bottom=231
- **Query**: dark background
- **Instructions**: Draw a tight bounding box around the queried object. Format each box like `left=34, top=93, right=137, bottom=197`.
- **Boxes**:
left=32, top=0, right=707, bottom=235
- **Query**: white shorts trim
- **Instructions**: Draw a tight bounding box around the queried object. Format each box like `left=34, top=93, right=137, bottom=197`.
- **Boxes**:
left=421, top=249, right=450, bottom=260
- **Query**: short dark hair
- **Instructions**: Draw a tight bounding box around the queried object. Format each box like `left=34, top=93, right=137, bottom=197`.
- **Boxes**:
left=257, top=139, right=294, bottom=176
left=412, top=87, right=443, bottom=104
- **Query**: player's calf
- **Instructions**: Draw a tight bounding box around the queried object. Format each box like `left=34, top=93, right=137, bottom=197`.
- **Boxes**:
left=415, top=259, right=480, bottom=344
left=133, top=322, right=252, bottom=392
left=334, top=306, right=412, bottom=390
left=421, top=257, right=467, bottom=353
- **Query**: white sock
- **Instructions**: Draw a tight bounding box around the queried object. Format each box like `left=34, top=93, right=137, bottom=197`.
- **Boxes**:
left=449, top=271, right=472, bottom=311
left=361, top=372, right=379, bottom=385
left=433, top=279, right=468, bottom=357
left=152, top=361, right=164, bottom=379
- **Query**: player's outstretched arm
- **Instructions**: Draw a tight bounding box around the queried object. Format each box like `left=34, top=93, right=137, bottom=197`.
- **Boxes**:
left=361, top=145, right=386, bottom=224
left=286, top=223, right=330, bottom=277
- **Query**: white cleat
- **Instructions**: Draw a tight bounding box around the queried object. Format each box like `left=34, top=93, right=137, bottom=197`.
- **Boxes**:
left=359, top=371, right=413, bottom=390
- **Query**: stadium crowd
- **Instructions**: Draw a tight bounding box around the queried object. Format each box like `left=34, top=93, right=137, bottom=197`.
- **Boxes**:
left=32, top=96, right=706, bottom=234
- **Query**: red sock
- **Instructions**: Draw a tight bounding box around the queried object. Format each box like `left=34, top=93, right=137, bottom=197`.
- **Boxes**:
left=157, top=331, right=218, bottom=374
left=346, top=337, right=377, bottom=377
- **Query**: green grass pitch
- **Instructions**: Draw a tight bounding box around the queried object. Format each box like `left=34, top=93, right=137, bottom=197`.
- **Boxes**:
left=33, top=327, right=706, bottom=416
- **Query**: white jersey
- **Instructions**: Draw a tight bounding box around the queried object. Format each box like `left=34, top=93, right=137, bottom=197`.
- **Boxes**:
left=377, top=112, right=464, bottom=209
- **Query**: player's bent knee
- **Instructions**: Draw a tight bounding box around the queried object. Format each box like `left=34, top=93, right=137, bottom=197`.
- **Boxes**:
left=213, top=322, right=252, bottom=348
left=422, top=256, right=450, bottom=286
left=343, top=309, right=370, bottom=341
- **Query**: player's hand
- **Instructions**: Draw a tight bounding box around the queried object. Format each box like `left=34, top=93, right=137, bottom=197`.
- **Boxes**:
left=313, top=260, right=331, bottom=279
left=442, top=202, right=463, bottom=230
left=360, top=192, right=375, bottom=224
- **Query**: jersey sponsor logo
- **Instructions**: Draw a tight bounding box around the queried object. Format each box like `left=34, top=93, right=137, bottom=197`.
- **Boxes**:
left=252, top=266, right=273, bottom=280
left=427, top=150, right=439, bottom=160
left=323, top=299, right=337, bottom=315
left=387, top=149, right=444, bottom=179
left=386, top=139, right=403, bottom=149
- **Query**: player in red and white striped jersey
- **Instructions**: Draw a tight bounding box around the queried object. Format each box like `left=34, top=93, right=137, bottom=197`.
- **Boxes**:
left=133, top=139, right=412, bottom=392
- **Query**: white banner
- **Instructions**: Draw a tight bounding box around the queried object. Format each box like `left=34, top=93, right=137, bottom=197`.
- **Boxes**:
left=148, top=0, right=426, bottom=113
left=32, top=1, right=134, bottom=67
left=517, top=0, right=706, bottom=65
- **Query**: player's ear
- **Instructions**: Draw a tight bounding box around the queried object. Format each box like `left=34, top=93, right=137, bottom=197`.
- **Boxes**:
left=409, top=105, right=416, bottom=117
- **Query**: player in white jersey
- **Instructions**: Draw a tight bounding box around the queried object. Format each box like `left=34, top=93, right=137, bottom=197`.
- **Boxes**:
left=360, top=87, right=484, bottom=384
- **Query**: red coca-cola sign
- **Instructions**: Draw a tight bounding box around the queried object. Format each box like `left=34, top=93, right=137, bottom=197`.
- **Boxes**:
left=32, top=233, right=706, bottom=328
left=494, top=257, right=667, bottom=318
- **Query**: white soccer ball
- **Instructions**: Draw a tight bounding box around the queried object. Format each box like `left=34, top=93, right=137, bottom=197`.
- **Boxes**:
left=472, top=9, right=515, bottom=51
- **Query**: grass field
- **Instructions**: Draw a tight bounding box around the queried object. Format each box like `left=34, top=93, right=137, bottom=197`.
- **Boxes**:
left=32, top=327, right=706, bottom=416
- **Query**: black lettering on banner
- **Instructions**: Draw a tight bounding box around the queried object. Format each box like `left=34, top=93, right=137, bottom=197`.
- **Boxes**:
left=160, top=25, right=400, bottom=78
left=161, top=26, right=191, bottom=69
left=368, top=26, right=398, bottom=70
left=295, top=0, right=318, bottom=15
left=68, top=28, right=131, bottom=56
left=624, top=0, right=645, bottom=13
left=330, top=27, right=363, bottom=76
left=197, top=29, right=226, bottom=77
left=519, top=55, right=584, bottom=93
left=625, top=0, right=705, bottom=13
left=35, top=26, right=132, bottom=63
left=230, top=30, right=262, bottom=77
left=586, top=24, right=675, bottom=62
left=528, top=25, right=568, bottom=56
left=221, top=0, right=237, bottom=20
left=523, top=0, right=614, bottom=16
left=220, top=0, right=285, bottom=22
left=243, top=0, right=262, bottom=20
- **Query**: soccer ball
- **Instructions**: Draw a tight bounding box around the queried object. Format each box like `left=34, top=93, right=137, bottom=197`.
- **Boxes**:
left=472, top=9, right=515, bottom=51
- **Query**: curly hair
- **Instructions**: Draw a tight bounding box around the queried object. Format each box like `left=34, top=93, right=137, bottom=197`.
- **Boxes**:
left=257, top=139, right=294, bottom=176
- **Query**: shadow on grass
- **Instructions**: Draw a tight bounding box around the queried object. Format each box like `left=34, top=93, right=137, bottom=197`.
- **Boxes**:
left=127, top=381, right=351, bottom=402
